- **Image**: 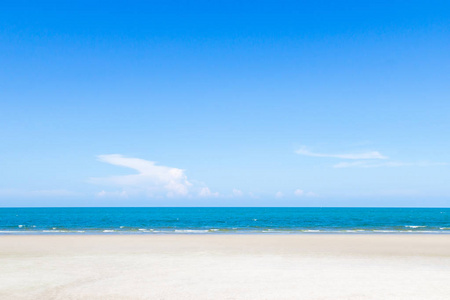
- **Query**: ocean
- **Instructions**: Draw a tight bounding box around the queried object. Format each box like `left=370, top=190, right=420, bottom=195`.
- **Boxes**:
left=1, top=207, right=450, bottom=234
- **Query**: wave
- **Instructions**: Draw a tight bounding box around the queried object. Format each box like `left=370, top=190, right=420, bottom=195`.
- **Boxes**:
left=405, top=225, right=427, bottom=228
left=174, top=229, right=209, bottom=233
left=2, top=226, right=450, bottom=234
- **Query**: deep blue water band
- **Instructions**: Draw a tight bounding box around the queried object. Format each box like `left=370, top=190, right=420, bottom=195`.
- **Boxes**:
left=1, top=207, right=450, bottom=234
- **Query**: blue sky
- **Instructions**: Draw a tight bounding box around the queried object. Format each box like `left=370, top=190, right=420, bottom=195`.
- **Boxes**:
left=1, top=1, right=450, bottom=207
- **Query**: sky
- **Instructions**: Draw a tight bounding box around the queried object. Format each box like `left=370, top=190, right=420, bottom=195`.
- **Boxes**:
left=1, top=0, right=450, bottom=207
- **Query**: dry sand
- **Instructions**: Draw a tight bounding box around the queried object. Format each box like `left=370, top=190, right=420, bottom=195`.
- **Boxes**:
left=1, top=234, right=450, bottom=299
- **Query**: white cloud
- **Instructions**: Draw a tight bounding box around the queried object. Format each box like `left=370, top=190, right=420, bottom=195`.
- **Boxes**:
left=296, top=146, right=387, bottom=160
left=333, top=161, right=448, bottom=168
left=275, top=191, right=284, bottom=198
left=92, top=154, right=216, bottom=198
left=199, top=187, right=220, bottom=198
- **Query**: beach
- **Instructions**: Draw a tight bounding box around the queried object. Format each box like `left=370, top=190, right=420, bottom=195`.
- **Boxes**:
left=1, top=235, right=450, bottom=299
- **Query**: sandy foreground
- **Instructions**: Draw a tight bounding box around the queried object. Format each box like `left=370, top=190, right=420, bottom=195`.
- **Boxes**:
left=1, top=235, right=450, bottom=300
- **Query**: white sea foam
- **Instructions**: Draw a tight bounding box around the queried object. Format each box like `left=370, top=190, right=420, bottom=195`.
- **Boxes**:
left=102, top=230, right=115, bottom=233
left=39, top=230, right=85, bottom=233
left=174, top=230, right=209, bottom=233
left=405, top=226, right=426, bottom=228
left=261, top=229, right=290, bottom=233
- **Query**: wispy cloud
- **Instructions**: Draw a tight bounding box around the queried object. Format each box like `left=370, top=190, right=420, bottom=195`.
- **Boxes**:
left=296, top=146, right=387, bottom=160
left=334, top=161, right=448, bottom=168
left=92, top=154, right=216, bottom=198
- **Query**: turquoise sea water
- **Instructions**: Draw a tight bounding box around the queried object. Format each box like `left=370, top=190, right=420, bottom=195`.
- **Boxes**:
left=1, top=207, right=450, bottom=234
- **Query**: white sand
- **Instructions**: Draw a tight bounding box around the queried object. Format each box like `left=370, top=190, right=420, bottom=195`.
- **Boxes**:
left=1, top=235, right=450, bottom=300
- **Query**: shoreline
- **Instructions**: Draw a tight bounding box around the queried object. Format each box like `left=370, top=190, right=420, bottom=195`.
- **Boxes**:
left=2, top=230, right=450, bottom=234
left=2, top=233, right=450, bottom=254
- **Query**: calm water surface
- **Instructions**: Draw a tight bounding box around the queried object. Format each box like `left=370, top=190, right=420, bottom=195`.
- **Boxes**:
left=1, top=207, right=450, bottom=234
